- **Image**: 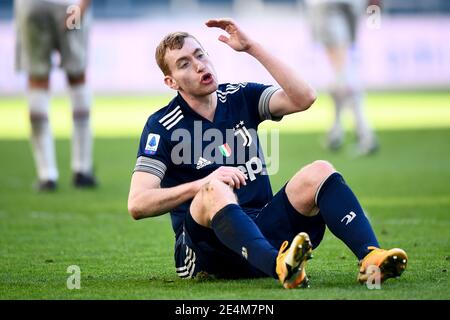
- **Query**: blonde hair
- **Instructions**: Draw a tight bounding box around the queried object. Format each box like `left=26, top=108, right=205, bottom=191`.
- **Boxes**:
left=155, top=32, right=203, bottom=75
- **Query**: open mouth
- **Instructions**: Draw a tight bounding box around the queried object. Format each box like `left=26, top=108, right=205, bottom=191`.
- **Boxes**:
left=201, top=73, right=213, bottom=84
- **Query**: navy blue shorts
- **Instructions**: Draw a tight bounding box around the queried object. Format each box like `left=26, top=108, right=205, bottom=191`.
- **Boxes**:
left=174, top=184, right=326, bottom=279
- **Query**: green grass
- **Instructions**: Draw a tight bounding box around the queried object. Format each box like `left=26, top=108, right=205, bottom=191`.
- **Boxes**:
left=0, top=92, right=449, bottom=299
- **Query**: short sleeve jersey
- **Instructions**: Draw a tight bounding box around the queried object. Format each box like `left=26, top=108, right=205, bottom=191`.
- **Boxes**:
left=134, top=83, right=281, bottom=237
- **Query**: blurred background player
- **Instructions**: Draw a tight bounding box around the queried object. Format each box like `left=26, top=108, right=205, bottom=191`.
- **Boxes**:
left=305, top=0, right=379, bottom=155
left=14, top=0, right=97, bottom=191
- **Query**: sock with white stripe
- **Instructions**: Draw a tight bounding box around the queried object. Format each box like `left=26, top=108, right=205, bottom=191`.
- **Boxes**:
left=211, top=204, right=279, bottom=278
left=70, top=84, right=93, bottom=174
left=28, top=89, right=58, bottom=181
left=316, top=172, right=379, bottom=259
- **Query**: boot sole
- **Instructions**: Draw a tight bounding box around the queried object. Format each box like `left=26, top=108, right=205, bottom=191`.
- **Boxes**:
left=358, top=249, right=407, bottom=284
left=283, top=233, right=313, bottom=289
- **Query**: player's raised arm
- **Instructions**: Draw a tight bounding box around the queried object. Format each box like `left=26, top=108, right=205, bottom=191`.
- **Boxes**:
left=205, top=18, right=316, bottom=118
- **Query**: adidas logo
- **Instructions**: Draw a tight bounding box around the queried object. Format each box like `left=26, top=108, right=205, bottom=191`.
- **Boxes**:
left=196, top=157, right=212, bottom=170
left=159, top=105, right=184, bottom=130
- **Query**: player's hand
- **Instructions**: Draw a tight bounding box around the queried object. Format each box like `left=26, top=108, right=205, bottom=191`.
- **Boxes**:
left=202, top=166, right=247, bottom=189
left=205, top=18, right=255, bottom=53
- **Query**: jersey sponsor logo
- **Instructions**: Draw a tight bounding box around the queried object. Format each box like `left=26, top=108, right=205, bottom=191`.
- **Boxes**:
left=218, top=143, right=231, bottom=157
left=234, top=120, right=253, bottom=147
left=341, top=211, right=357, bottom=225
left=196, top=157, right=212, bottom=170
left=170, top=121, right=257, bottom=166
left=237, top=156, right=266, bottom=182
left=159, top=105, right=184, bottom=130
left=169, top=121, right=279, bottom=176
left=145, top=133, right=160, bottom=155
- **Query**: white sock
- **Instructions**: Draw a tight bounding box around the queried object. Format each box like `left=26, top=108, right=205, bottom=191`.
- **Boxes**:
left=332, top=50, right=374, bottom=141
left=349, top=92, right=375, bottom=142
left=330, top=90, right=345, bottom=134
left=28, top=89, right=58, bottom=181
left=70, top=84, right=93, bottom=175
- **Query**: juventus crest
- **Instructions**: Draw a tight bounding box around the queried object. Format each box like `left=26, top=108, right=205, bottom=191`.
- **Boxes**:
left=234, top=121, right=253, bottom=147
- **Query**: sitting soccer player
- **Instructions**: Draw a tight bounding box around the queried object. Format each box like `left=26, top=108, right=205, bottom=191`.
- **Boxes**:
left=127, top=19, right=407, bottom=288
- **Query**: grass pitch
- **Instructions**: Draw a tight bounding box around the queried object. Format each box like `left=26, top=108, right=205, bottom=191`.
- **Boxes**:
left=0, top=92, right=449, bottom=299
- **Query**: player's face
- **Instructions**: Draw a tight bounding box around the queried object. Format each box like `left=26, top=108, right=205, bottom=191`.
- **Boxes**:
left=164, top=37, right=218, bottom=97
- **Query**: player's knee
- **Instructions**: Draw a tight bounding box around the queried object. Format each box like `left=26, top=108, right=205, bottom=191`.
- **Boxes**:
left=200, top=179, right=237, bottom=220
left=309, top=160, right=335, bottom=178
left=28, top=89, right=50, bottom=123
left=72, top=109, right=90, bottom=120
left=69, top=82, right=91, bottom=119
left=295, top=160, right=335, bottom=192
left=286, top=161, right=335, bottom=217
left=29, top=111, right=48, bottom=123
left=67, top=73, right=86, bottom=86
left=29, top=76, right=49, bottom=89
left=202, top=178, right=228, bottom=193
left=201, top=178, right=236, bottom=202
left=189, top=190, right=208, bottom=226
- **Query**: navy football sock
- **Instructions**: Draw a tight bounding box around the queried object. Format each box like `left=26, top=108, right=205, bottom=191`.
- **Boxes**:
left=316, top=172, right=379, bottom=260
left=211, top=203, right=279, bottom=278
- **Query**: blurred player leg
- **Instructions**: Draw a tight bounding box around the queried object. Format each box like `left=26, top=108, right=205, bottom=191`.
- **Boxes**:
left=59, top=4, right=97, bottom=187
left=338, top=2, right=377, bottom=155
left=68, top=74, right=96, bottom=187
left=327, top=45, right=347, bottom=151
left=28, top=77, right=58, bottom=190
left=307, top=1, right=378, bottom=154
left=15, top=0, right=59, bottom=190
left=348, top=90, right=378, bottom=155
left=328, top=46, right=378, bottom=155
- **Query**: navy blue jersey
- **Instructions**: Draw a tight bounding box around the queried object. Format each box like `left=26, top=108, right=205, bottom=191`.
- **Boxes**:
left=134, top=82, right=282, bottom=237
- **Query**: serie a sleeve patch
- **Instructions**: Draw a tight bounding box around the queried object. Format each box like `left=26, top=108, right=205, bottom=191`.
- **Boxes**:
left=144, top=133, right=161, bottom=155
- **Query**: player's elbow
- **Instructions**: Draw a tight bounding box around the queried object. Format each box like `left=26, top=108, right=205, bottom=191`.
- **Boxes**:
left=301, top=89, right=317, bottom=111
left=291, top=88, right=317, bottom=112
left=128, top=199, right=144, bottom=220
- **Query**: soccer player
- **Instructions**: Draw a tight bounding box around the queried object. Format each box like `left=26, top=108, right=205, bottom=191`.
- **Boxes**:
left=15, top=0, right=97, bottom=191
left=305, top=0, right=378, bottom=155
left=128, top=19, right=407, bottom=288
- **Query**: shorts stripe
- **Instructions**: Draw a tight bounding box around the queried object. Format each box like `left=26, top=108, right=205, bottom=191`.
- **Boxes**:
left=176, top=245, right=197, bottom=279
